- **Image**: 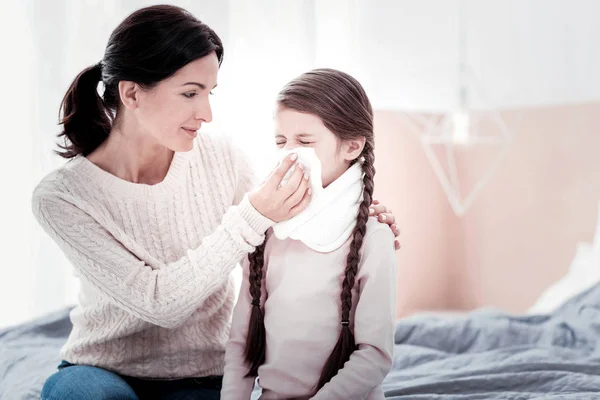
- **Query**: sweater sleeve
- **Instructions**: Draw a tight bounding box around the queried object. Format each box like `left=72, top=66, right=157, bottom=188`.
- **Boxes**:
left=221, top=256, right=266, bottom=400
left=32, top=190, right=274, bottom=329
left=311, top=225, right=397, bottom=400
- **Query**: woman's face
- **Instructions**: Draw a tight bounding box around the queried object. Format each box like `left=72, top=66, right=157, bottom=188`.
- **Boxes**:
left=132, top=52, right=219, bottom=152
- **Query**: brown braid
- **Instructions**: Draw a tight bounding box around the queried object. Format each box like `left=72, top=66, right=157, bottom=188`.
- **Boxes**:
left=243, top=240, right=267, bottom=377
left=316, top=141, right=375, bottom=390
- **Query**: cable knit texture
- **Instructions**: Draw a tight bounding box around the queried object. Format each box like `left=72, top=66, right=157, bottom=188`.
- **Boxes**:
left=31, top=133, right=273, bottom=379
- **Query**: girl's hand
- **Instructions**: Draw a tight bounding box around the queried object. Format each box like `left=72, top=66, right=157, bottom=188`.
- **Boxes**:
left=369, top=200, right=401, bottom=250
left=249, top=153, right=312, bottom=223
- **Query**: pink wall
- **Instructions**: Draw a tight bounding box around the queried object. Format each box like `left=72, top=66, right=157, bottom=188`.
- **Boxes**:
left=373, top=102, right=600, bottom=317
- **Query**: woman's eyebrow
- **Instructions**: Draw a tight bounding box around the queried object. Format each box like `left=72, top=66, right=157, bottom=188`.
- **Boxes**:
left=182, top=82, right=218, bottom=89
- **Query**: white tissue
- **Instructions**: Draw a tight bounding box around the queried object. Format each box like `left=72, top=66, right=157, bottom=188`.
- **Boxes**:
left=277, top=148, right=323, bottom=192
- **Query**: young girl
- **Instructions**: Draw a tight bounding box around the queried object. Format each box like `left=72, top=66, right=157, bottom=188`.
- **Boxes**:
left=221, top=69, right=398, bottom=400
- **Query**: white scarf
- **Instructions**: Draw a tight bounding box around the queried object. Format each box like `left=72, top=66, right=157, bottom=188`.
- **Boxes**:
left=273, top=148, right=364, bottom=253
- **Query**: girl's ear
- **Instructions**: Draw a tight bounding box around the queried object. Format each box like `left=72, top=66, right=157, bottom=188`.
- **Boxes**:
left=342, top=137, right=366, bottom=162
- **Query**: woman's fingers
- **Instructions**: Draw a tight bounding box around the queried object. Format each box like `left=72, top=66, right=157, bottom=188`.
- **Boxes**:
left=267, top=153, right=298, bottom=190
left=284, top=173, right=310, bottom=209
left=279, top=163, right=305, bottom=198
left=288, top=187, right=312, bottom=217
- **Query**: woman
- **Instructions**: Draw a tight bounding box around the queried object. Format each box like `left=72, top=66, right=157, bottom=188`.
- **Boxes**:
left=34, top=5, right=400, bottom=400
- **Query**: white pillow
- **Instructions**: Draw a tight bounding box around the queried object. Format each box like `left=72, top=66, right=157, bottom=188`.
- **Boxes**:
left=528, top=202, right=600, bottom=314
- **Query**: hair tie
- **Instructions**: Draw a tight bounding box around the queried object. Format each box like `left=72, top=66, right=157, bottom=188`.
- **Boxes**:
left=251, top=299, right=260, bottom=307
left=341, top=320, right=349, bottom=326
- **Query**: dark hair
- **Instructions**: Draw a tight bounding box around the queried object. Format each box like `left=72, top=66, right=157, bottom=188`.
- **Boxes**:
left=56, top=5, right=223, bottom=158
left=243, top=68, right=375, bottom=391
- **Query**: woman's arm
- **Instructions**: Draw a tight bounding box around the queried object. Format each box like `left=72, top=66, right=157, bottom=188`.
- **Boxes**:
left=32, top=140, right=309, bottom=329
left=32, top=190, right=271, bottom=329
left=311, top=225, right=398, bottom=400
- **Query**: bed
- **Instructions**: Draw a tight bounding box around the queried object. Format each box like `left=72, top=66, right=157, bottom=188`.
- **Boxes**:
left=383, top=283, right=600, bottom=399
left=2, top=282, right=600, bottom=400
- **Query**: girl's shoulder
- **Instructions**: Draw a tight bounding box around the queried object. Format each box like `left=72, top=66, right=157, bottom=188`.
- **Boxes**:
left=356, top=217, right=396, bottom=275
left=364, top=216, right=395, bottom=245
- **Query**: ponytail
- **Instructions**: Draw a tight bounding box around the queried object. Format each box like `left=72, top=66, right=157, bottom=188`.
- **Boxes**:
left=56, top=62, right=112, bottom=158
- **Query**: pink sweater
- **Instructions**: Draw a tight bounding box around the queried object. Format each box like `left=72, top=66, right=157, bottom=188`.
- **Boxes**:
left=222, top=218, right=398, bottom=400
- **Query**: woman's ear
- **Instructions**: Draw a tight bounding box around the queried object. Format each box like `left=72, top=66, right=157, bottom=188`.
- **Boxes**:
left=118, top=81, right=140, bottom=110
left=342, top=137, right=366, bottom=162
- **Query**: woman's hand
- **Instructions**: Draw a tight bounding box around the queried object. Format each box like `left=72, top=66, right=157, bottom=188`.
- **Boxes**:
left=249, top=153, right=312, bottom=222
left=369, top=200, right=401, bottom=250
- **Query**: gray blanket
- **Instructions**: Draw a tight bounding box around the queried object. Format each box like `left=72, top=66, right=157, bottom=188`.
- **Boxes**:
left=383, top=284, right=600, bottom=399
left=0, top=308, right=71, bottom=399
left=1, top=284, right=599, bottom=399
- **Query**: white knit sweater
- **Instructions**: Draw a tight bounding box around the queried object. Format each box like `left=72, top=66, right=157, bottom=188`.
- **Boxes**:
left=31, top=133, right=273, bottom=379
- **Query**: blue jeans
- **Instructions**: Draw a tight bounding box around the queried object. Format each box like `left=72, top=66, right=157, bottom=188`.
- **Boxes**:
left=41, top=361, right=222, bottom=400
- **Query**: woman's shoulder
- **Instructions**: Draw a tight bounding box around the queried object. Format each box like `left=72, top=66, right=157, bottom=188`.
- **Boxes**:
left=32, top=158, right=85, bottom=202
left=31, top=158, right=91, bottom=220
left=193, top=132, right=241, bottom=165
left=192, top=132, right=256, bottom=197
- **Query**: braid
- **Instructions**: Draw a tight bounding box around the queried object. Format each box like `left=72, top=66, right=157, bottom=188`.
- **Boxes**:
left=244, top=240, right=267, bottom=377
left=316, top=141, right=375, bottom=390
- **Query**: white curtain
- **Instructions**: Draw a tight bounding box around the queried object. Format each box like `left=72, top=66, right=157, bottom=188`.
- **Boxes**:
left=0, top=0, right=38, bottom=328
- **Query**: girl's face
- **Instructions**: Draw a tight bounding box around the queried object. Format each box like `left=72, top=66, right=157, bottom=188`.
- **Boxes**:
left=122, top=52, right=219, bottom=152
left=274, top=107, right=365, bottom=187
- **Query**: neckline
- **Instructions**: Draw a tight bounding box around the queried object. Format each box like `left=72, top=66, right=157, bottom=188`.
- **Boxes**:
left=73, top=149, right=191, bottom=198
